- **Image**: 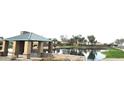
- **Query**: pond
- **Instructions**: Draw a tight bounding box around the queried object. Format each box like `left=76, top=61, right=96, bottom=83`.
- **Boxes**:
left=52, top=48, right=106, bottom=61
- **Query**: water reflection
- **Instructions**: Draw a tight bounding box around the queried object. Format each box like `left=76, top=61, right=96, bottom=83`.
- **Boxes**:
left=94, top=51, right=106, bottom=61
left=56, top=48, right=84, bottom=56
left=87, top=50, right=96, bottom=61
left=54, top=48, right=106, bottom=61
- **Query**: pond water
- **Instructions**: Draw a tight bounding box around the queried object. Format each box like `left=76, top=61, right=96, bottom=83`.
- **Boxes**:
left=53, top=49, right=106, bottom=61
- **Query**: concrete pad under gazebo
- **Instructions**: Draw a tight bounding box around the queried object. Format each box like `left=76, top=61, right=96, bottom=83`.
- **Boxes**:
left=4, top=31, right=53, bottom=59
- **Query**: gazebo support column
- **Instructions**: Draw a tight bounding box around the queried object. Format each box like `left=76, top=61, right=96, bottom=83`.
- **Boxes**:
left=23, top=41, right=31, bottom=59
left=48, top=42, right=52, bottom=53
left=37, top=41, right=43, bottom=57
left=2, top=40, right=9, bottom=56
left=31, top=42, right=33, bottom=52
left=12, top=41, right=19, bottom=58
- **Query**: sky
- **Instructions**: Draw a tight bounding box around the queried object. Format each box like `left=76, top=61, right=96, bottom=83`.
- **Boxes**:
left=0, top=0, right=124, bottom=43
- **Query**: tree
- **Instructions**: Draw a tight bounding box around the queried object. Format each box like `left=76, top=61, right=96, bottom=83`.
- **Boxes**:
left=60, top=35, right=68, bottom=42
left=69, top=38, right=75, bottom=45
left=72, top=35, right=79, bottom=46
left=9, top=42, right=13, bottom=48
left=115, top=39, right=124, bottom=46
left=79, top=37, right=85, bottom=45
left=120, top=39, right=124, bottom=45
left=83, top=39, right=87, bottom=45
left=52, top=38, right=58, bottom=47
left=71, top=35, right=85, bottom=46
left=87, top=35, right=97, bottom=45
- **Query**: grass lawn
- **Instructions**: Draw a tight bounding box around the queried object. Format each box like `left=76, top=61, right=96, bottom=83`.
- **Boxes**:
left=102, top=48, right=124, bottom=58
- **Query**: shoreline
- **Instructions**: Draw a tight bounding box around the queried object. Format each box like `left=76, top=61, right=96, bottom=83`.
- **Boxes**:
left=0, top=54, right=85, bottom=61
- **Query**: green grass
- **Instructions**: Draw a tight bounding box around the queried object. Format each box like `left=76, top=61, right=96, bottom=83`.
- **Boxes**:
left=103, top=48, right=124, bottom=58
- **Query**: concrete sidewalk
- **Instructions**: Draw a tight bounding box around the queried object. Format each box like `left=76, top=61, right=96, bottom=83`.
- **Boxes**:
left=103, top=58, right=124, bottom=61
left=0, top=56, right=11, bottom=61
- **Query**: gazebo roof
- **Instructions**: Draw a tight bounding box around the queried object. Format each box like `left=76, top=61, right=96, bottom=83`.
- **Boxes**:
left=5, top=32, right=51, bottom=42
left=0, top=37, right=3, bottom=41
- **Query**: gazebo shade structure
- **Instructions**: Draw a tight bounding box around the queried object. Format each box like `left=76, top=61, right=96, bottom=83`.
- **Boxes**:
left=4, top=32, right=52, bottom=59
left=5, top=32, right=51, bottom=42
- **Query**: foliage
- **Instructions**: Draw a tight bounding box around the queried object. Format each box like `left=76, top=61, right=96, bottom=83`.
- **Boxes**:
left=87, top=35, right=97, bottom=45
left=60, top=35, right=68, bottom=42
left=68, top=34, right=86, bottom=46
left=115, top=39, right=124, bottom=46
left=52, top=38, right=63, bottom=47
left=9, top=42, right=13, bottom=48
left=59, top=34, right=98, bottom=46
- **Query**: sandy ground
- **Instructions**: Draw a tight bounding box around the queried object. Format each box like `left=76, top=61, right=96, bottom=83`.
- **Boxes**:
left=0, top=54, right=85, bottom=61
left=51, top=54, right=85, bottom=61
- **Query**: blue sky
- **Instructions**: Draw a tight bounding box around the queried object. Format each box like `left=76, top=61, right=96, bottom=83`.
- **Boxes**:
left=0, top=0, right=124, bottom=43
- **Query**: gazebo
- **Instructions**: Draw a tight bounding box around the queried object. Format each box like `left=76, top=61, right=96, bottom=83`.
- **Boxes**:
left=3, top=31, right=52, bottom=59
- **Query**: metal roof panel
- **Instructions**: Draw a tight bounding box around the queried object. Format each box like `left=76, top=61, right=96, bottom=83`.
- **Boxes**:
left=5, top=32, right=51, bottom=42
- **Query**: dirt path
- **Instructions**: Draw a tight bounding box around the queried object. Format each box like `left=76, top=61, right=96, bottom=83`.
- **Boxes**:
left=103, top=58, right=124, bottom=61
left=0, top=56, right=11, bottom=61
left=0, top=54, right=85, bottom=61
left=52, top=54, right=85, bottom=61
